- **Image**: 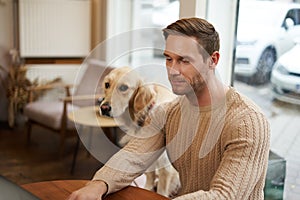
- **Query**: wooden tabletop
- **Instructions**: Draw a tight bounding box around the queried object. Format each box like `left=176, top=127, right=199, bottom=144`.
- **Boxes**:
left=68, top=106, right=118, bottom=127
left=21, top=180, right=169, bottom=200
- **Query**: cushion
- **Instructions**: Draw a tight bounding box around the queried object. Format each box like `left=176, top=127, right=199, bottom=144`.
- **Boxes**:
left=24, top=101, right=79, bottom=130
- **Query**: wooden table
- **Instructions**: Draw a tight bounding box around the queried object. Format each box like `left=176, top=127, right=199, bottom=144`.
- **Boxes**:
left=68, top=106, right=119, bottom=174
left=68, top=106, right=117, bottom=128
left=21, top=180, right=169, bottom=200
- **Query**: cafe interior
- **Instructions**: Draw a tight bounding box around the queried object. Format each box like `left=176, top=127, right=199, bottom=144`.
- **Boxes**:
left=0, top=0, right=298, bottom=199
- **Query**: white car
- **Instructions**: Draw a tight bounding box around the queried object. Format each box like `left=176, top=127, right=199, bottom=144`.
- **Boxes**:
left=235, top=1, right=300, bottom=84
left=271, top=38, right=300, bottom=105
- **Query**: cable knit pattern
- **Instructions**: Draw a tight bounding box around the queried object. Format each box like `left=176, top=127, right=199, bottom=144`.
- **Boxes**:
left=93, top=87, right=270, bottom=200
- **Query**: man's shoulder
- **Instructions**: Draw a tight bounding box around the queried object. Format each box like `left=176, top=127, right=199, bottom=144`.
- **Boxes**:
left=227, top=87, right=264, bottom=115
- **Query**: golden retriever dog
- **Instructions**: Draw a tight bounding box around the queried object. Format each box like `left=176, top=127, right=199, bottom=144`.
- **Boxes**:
left=98, top=66, right=180, bottom=197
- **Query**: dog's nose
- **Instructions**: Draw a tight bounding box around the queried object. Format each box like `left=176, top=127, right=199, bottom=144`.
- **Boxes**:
left=100, top=102, right=111, bottom=117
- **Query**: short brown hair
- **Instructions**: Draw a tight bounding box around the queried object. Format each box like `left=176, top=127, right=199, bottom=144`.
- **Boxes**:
left=163, top=17, right=220, bottom=57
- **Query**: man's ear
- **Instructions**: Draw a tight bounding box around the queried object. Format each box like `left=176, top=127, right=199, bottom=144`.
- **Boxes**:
left=210, top=51, right=220, bottom=69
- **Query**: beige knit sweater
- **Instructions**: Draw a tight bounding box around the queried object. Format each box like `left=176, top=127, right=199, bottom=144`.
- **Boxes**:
left=93, top=87, right=270, bottom=200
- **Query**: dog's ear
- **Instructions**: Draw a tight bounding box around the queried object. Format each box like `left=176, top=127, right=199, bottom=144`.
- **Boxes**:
left=129, top=85, right=156, bottom=126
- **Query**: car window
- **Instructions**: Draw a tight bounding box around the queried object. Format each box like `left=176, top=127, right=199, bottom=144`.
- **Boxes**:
left=294, top=9, right=300, bottom=25
left=285, top=9, right=300, bottom=26
left=286, top=9, right=296, bottom=26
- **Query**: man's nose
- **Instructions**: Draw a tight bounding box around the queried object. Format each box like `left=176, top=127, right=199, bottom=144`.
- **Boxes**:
left=168, top=63, right=181, bottom=75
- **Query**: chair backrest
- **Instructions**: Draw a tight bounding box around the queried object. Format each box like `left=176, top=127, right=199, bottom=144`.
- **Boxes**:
left=72, top=59, right=113, bottom=107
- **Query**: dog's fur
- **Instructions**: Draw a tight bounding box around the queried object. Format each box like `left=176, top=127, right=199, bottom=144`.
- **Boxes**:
left=99, top=66, right=180, bottom=197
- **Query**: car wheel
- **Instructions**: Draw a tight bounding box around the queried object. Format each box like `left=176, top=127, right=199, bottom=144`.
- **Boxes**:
left=250, top=48, right=276, bottom=85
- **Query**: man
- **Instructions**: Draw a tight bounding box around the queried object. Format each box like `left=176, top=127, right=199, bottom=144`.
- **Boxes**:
left=68, top=17, right=270, bottom=200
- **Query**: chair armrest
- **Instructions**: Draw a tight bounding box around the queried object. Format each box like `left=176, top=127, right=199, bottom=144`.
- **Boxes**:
left=26, top=83, right=75, bottom=103
left=26, top=83, right=74, bottom=91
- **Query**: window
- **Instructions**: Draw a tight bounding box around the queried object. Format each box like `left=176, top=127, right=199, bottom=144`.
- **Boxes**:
left=104, top=0, right=179, bottom=87
left=234, top=1, right=300, bottom=199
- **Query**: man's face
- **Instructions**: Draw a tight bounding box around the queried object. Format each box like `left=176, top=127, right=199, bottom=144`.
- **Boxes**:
left=164, top=35, right=210, bottom=96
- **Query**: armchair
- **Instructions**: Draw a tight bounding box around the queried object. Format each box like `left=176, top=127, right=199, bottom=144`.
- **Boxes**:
left=23, top=60, right=113, bottom=156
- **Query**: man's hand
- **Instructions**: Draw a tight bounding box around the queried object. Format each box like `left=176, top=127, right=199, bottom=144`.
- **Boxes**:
left=67, top=180, right=108, bottom=200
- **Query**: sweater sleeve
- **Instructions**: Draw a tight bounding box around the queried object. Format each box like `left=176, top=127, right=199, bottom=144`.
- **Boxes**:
left=92, top=105, right=168, bottom=194
left=92, top=133, right=165, bottom=194
left=173, top=111, right=270, bottom=200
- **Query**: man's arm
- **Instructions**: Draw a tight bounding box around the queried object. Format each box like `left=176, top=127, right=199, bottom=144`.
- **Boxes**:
left=68, top=133, right=164, bottom=200
left=68, top=105, right=169, bottom=199
left=92, top=105, right=169, bottom=194
left=92, top=132, right=165, bottom=194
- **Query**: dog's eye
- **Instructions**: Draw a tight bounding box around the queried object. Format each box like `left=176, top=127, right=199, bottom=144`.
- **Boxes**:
left=105, top=82, right=110, bottom=89
left=119, top=84, right=129, bottom=92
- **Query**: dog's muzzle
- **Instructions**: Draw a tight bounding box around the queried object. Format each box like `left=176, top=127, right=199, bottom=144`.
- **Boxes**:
left=98, top=98, right=111, bottom=117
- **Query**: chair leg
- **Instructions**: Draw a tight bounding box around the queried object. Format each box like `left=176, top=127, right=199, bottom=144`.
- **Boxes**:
left=59, top=134, right=66, bottom=158
left=60, top=101, right=68, bottom=157
left=103, top=127, right=113, bottom=143
left=26, top=120, right=32, bottom=145
left=70, top=135, right=80, bottom=175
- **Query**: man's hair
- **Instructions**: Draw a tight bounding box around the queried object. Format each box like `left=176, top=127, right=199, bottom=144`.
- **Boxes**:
left=163, top=17, right=220, bottom=57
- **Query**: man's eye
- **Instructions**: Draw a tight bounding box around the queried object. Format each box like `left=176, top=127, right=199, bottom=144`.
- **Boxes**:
left=182, top=59, right=190, bottom=64
left=105, top=82, right=110, bottom=89
left=119, top=84, right=129, bottom=92
left=165, top=57, right=172, bottom=62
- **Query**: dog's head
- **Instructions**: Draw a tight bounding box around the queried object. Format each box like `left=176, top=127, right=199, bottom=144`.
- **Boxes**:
left=99, top=67, right=157, bottom=126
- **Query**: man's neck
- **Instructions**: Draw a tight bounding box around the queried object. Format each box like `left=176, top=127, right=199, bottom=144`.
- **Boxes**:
left=186, top=80, right=228, bottom=107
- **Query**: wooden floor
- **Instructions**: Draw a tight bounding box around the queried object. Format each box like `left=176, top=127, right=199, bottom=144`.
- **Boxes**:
left=0, top=121, right=102, bottom=186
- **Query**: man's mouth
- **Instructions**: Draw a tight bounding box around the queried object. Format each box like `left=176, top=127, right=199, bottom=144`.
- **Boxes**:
left=170, top=79, right=186, bottom=85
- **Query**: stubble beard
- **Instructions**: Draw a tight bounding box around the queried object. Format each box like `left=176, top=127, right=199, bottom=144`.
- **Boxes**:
left=191, top=75, right=206, bottom=94
left=170, top=74, right=206, bottom=97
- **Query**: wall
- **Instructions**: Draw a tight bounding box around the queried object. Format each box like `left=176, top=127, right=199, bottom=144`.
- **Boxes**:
left=0, top=0, right=105, bottom=123
left=0, top=0, right=14, bottom=122
left=91, top=0, right=107, bottom=49
left=90, top=0, right=107, bottom=61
